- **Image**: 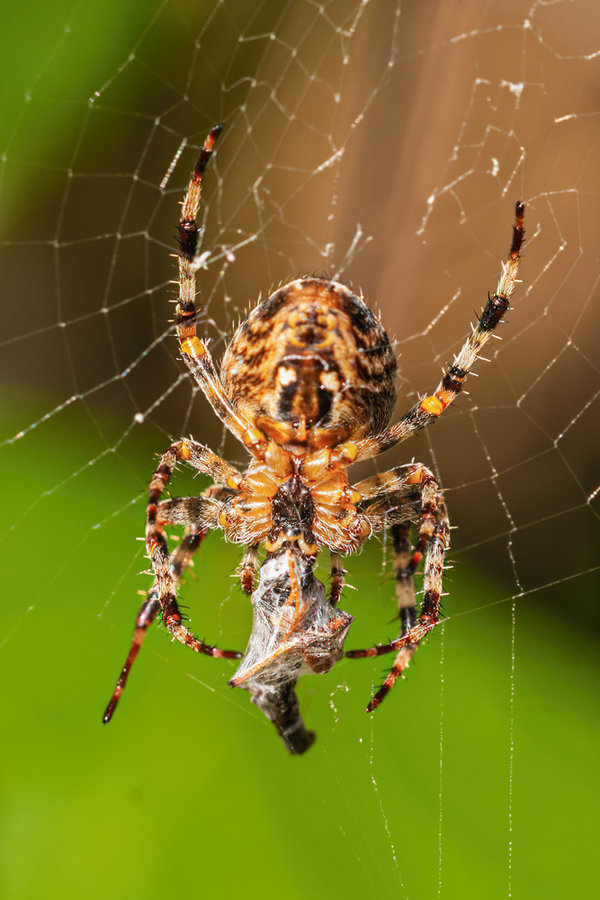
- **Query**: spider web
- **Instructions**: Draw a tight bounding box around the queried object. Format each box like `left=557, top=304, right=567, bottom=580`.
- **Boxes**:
left=1, top=1, right=598, bottom=898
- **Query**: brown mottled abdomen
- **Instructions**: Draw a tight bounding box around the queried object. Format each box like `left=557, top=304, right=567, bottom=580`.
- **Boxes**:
left=220, top=278, right=397, bottom=448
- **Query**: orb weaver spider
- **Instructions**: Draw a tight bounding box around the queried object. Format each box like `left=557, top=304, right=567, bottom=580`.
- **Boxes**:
left=103, top=124, right=524, bottom=753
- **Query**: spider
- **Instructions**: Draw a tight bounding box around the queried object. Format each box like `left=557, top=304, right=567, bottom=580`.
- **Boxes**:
left=103, top=123, right=524, bottom=753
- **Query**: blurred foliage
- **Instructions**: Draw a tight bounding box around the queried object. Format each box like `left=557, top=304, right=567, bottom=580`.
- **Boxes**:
left=1, top=393, right=598, bottom=899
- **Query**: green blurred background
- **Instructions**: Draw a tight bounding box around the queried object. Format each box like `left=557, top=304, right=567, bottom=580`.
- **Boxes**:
left=1, top=2, right=598, bottom=898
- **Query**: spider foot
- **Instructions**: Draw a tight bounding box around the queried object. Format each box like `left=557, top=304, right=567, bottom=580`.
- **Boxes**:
left=365, top=642, right=418, bottom=712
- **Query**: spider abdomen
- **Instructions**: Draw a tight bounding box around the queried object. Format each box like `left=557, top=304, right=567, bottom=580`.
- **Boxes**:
left=220, top=277, right=397, bottom=449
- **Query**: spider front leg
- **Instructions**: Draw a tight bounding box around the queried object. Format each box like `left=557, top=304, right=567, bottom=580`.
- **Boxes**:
left=352, top=202, right=525, bottom=463
left=348, top=463, right=450, bottom=711
left=174, top=125, right=267, bottom=458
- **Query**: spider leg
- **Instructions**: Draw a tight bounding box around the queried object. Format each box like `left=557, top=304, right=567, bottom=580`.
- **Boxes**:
left=151, top=492, right=238, bottom=649
left=352, top=202, right=525, bottom=463
left=168, top=522, right=210, bottom=581
left=103, top=446, right=241, bottom=724
left=146, top=446, right=241, bottom=653
left=175, top=125, right=267, bottom=458
left=329, top=552, right=346, bottom=606
left=352, top=462, right=425, bottom=504
left=102, top=522, right=240, bottom=725
left=102, top=588, right=162, bottom=724
left=239, top=544, right=260, bottom=595
left=155, top=491, right=230, bottom=586
left=363, top=523, right=421, bottom=712
left=347, top=464, right=450, bottom=712
left=171, top=437, right=243, bottom=487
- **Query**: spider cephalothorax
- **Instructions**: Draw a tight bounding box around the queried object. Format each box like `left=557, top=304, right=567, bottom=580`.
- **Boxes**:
left=103, top=124, right=524, bottom=752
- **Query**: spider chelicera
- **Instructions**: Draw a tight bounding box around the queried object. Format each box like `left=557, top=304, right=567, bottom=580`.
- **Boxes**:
left=103, top=124, right=524, bottom=753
